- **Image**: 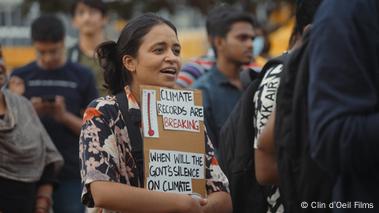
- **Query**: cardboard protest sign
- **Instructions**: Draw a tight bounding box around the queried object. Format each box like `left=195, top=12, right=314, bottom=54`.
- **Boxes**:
left=141, top=85, right=206, bottom=197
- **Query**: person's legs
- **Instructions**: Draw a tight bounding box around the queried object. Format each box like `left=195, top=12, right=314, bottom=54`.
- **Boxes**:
left=53, top=179, right=84, bottom=213
left=0, top=177, right=36, bottom=213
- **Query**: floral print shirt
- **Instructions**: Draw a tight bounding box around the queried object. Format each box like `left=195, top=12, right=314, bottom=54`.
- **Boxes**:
left=79, top=87, right=229, bottom=211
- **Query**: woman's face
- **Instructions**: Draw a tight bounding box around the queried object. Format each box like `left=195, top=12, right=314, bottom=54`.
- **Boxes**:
left=125, top=23, right=181, bottom=89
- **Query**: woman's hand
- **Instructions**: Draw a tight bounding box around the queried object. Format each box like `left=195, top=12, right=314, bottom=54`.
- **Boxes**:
left=51, top=95, right=67, bottom=123
left=34, top=184, right=52, bottom=213
left=178, top=194, right=207, bottom=213
left=9, top=76, right=25, bottom=95
left=90, top=181, right=211, bottom=213
left=201, top=191, right=232, bottom=213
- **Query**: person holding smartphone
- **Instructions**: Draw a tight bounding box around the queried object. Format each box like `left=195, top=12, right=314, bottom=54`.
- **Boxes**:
left=10, top=15, right=98, bottom=213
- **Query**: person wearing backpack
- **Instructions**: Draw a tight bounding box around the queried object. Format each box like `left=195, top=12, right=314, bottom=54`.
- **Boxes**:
left=79, top=13, right=232, bottom=213
left=218, top=53, right=287, bottom=213
left=217, top=1, right=322, bottom=211
left=308, top=0, right=379, bottom=211
left=254, top=1, right=323, bottom=212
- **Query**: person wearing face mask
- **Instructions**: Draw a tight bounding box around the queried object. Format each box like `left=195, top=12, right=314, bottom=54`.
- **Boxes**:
left=79, top=13, right=232, bottom=213
left=0, top=45, right=63, bottom=213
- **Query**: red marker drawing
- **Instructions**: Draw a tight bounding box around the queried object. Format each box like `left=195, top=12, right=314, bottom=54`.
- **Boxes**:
left=147, top=92, right=155, bottom=136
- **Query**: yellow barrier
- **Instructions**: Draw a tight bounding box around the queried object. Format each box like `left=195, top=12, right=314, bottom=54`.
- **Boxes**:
left=2, top=46, right=36, bottom=73
left=2, top=30, right=207, bottom=72
left=178, top=29, right=208, bottom=62
left=268, top=18, right=294, bottom=57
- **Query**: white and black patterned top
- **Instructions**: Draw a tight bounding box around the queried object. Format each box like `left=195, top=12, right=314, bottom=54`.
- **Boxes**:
left=253, top=64, right=285, bottom=213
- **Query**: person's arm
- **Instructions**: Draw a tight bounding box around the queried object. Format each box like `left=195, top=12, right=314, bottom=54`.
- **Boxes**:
left=90, top=181, right=206, bottom=213
left=308, top=0, right=379, bottom=176
left=30, top=95, right=82, bottom=135
left=53, top=96, right=82, bottom=135
left=35, top=165, right=55, bottom=213
left=202, top=191, right=232, bottom=213
left=8, top=76, right=25, bottom=96
left=59, top=111, right=82, bottom=135
left=35, top=183, right=53, bottom=213
left=254, top=111, right=279, bottom=185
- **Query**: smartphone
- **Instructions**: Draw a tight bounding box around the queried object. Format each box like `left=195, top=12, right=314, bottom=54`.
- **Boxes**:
left=41, top=95, right=56, bottom=103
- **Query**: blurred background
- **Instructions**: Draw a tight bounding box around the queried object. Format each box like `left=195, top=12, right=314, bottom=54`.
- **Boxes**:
left=0, top=0, right=296, bottom=73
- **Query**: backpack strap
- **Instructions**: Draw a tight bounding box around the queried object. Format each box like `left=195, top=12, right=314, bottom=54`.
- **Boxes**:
left=115, top=92, right=144, bottom=187
left=68, top=43, right=80, bottom=63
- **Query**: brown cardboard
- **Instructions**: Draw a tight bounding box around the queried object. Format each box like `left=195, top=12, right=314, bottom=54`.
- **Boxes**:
left=141, top=85, right=206, bottom=197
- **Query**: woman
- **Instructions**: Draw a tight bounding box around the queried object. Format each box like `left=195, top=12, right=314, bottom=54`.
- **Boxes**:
left=79, top=13, right=232, bottom=213
left=0, top=45, right=63, bottom=213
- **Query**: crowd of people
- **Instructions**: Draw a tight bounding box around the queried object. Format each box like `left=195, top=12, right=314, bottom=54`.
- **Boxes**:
left=0, top=0, right=378, bottom=212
